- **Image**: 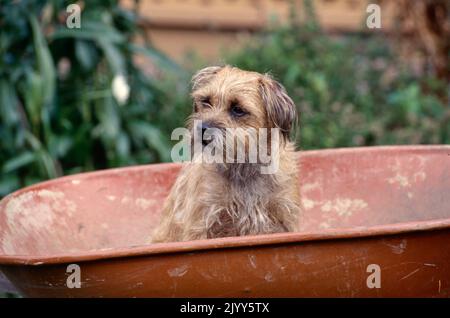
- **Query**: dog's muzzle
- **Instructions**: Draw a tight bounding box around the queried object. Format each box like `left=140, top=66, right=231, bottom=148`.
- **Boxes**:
left=201, top=122, right=216, bottom=146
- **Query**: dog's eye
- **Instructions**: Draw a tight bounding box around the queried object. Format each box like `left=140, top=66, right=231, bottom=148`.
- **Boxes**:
left=200, top=97, right=212, bottom=108
left=230, top=104, right=247, bottom=117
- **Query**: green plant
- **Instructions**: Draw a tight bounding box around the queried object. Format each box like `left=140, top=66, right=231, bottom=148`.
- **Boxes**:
left=0, top=0, right=184, bottom=196
left=224, top=2, right=449, bottom=150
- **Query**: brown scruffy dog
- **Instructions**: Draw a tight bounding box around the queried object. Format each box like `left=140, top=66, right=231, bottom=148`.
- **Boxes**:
left=151, top=65, right=301, bottom=243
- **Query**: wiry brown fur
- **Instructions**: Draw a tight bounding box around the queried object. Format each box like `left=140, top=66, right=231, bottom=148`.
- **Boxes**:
left=151, top=66, right=301, bottom=243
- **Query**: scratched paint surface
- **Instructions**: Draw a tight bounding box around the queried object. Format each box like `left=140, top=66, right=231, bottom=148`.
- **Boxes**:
left=0, top=146, right=449, bottom=297
left=0, top=146, right=449, bottom=255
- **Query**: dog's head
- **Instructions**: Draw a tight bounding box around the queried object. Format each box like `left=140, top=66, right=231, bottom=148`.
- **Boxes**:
left=188, top=65, right=297, bottom=164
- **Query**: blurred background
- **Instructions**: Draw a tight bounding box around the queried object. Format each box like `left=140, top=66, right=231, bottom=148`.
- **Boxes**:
left=0, top=0, right=449, bottom=297
left=0, top=0, right=449, bottom=204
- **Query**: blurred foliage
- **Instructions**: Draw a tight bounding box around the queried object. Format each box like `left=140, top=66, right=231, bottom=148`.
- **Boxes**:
left=0, top=291, right=21, bottom=298
left=0, top=0, right=449, bottom=199
left=223, top=2, right=449, bottom=149
left=0, top=0, right=183, bottom=196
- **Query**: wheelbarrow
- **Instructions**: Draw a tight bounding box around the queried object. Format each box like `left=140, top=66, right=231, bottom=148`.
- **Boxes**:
left=0, top=145, right=449, bottom=297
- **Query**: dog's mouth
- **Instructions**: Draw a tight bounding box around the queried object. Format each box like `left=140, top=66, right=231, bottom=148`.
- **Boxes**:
left=191, top=121, right=224, bottom=147
left=188, top=122, right=224, bottom=162
left=201, top=129, right=225, bottom=153
left=201, top=128, right=215, bottom=146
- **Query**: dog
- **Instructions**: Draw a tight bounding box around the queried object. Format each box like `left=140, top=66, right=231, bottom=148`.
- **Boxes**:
left=151, top=65, right=301, bottom=243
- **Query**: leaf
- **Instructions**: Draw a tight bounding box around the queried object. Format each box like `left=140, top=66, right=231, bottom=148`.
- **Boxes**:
left=22, top=71, right=44, bottom=130
left=23, top=131, right=58, bottom=178
left=116, top=132, right=130, bottom=159
left=28, top=14, right=55, bottom=105
left=2, top=151, right=36, bottom=173
left=48, top=135, right=74, bottom=158
left=0, top=79, right=20, bottom=126
left=128, top=121, right=171, bottom=162
left=0, top=175, right=20, bottom=198
left=98, top=39, right=126, bottom=75
left=95, top=95, right=120, bottom=140
left=51, top=22, right=125, bottom=44
left=37, top=149, right=58, bottom=179
left=75, top=40, right=99, bottom=71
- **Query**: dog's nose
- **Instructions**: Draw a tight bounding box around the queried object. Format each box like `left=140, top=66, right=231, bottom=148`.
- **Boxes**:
left=201, top=123, right=213, bottom=146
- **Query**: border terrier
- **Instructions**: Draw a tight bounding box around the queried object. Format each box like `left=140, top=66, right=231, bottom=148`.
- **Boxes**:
left=152, top=65, right=301, bottom=243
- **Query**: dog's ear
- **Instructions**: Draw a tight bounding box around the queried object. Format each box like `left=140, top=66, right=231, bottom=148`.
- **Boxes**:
left=259, top=74, right=297, bottom=139
left=191, top=66, right=223, bottom=91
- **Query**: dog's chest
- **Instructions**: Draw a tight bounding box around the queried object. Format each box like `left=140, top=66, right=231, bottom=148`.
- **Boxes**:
left=203, top=176, right=276, bottom=237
